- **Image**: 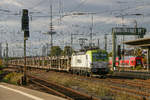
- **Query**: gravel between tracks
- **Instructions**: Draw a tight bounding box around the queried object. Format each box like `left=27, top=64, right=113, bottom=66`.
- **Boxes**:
left=27, top=69, right=143, bottom=100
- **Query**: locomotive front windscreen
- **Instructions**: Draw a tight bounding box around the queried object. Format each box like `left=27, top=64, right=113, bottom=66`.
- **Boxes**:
left=92, top=52, right=108, bottom=62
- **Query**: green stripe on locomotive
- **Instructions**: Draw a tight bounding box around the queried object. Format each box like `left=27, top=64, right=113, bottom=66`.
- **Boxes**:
left=86, top=49, right=108, bottom=62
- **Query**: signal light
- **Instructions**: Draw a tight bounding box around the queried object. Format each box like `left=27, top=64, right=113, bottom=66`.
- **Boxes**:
left=22, top=9, right=29, bottom=38
left=117, top=45, right=121, bottom=60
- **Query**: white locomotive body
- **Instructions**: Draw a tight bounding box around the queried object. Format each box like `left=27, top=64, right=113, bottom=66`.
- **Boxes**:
left=70, top=49, right=109, bottom=75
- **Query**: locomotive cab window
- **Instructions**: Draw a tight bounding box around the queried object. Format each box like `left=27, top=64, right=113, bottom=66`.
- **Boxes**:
left=92, top=52, right=107, bottom=61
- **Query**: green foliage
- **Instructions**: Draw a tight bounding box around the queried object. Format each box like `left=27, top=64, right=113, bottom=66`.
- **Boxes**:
left=108, top=70, right=113, bottom=74
left=3, top=72, right=23, bottom=85
left=62, top=46, right=74, bottom=56
left=131, top=65, right=142, bottom=70
left=0, top=70, right=3, bottom=74
left=0, top=65, right=4, bottom=69
left=50, top=46, right=62, bottom=56
left=108, top=52, right=112, bottom=57
left=135, top=65, right=142, bottom=70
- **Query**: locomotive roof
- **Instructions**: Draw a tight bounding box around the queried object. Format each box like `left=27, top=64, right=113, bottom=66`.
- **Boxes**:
left=73, top=49, right=106, bottom=55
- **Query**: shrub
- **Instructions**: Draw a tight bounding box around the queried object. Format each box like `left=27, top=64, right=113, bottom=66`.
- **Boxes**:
left=3, top=72, right=23, bottom=85
left=0, top=70, right=3, bottom=74
left=135, top=65, right=142, bottom=70
left=0, top=65, right=4, bottom=69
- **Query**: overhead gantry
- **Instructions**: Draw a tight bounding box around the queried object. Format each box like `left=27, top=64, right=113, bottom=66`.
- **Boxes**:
left=112, top=27, right=146, bottom=70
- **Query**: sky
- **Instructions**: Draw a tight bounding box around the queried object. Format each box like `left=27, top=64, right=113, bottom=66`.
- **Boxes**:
left=0, top=0, right=150, bottom=57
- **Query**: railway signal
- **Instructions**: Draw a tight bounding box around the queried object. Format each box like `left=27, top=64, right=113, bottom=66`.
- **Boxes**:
left=22, top=9, right=30, bottom=38
left=117, top=45, right=121, bottom=60
left=21, top=9, right=30, bottom=85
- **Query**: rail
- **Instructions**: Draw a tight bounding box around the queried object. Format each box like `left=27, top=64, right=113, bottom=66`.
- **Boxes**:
left=27, top=75, right=100, bottom=100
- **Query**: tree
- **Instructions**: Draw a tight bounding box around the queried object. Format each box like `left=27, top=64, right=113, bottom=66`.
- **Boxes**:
left=50, top=46, right=62, bottom=56
left=62, top=46, right=74, bottom=56
left=108, top=52, right=112, bottom=57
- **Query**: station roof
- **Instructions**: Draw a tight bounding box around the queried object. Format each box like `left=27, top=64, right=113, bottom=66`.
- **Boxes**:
left=124, top=38, right=150, bottom=48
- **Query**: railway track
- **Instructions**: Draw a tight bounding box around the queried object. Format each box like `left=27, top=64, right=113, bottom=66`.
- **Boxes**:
left=27, top=75, right=100, bottom=100
left=5, top=66, right=150, bottom=100
left=76, top=78, right=150, bottom=100
left=52, top=71, right=150, bottom=100
left=107, top=79, right=150, bottom=89
left=29, top=70, right=149, bottom=100
left=108, top=85, right=149, bottom=100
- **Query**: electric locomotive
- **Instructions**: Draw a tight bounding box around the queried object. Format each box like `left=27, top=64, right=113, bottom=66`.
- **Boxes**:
left=71, top=49, right=109, bottom=75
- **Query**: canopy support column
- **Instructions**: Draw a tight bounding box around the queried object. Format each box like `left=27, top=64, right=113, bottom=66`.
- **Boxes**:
left=147, top=48, right=150, bottom=71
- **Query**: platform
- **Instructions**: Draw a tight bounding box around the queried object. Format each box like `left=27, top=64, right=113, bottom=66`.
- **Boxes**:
left=112, top=71, right=150, bottom=79
left=0, top=82, right=66, bottom=100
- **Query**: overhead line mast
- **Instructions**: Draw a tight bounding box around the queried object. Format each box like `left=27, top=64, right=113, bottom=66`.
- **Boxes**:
left=90, top=15, right=93, bottom=47
left=50, top=4, right=53, bottom=47
left=44, top=1, right=56, bottom=52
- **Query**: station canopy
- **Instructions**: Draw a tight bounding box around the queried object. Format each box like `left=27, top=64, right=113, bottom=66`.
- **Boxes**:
left=124, top=38, right=150, bottom=48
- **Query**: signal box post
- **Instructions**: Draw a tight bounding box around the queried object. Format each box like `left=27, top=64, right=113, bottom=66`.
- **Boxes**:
left=21, top=9, right=30, bottom=85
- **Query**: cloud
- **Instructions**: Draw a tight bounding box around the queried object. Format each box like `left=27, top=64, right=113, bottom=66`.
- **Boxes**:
left=0, top=0, right=23, bottom=7
left=62, top=15, right=131, bottom=25
left=85, top=0, right=115, bottom=6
